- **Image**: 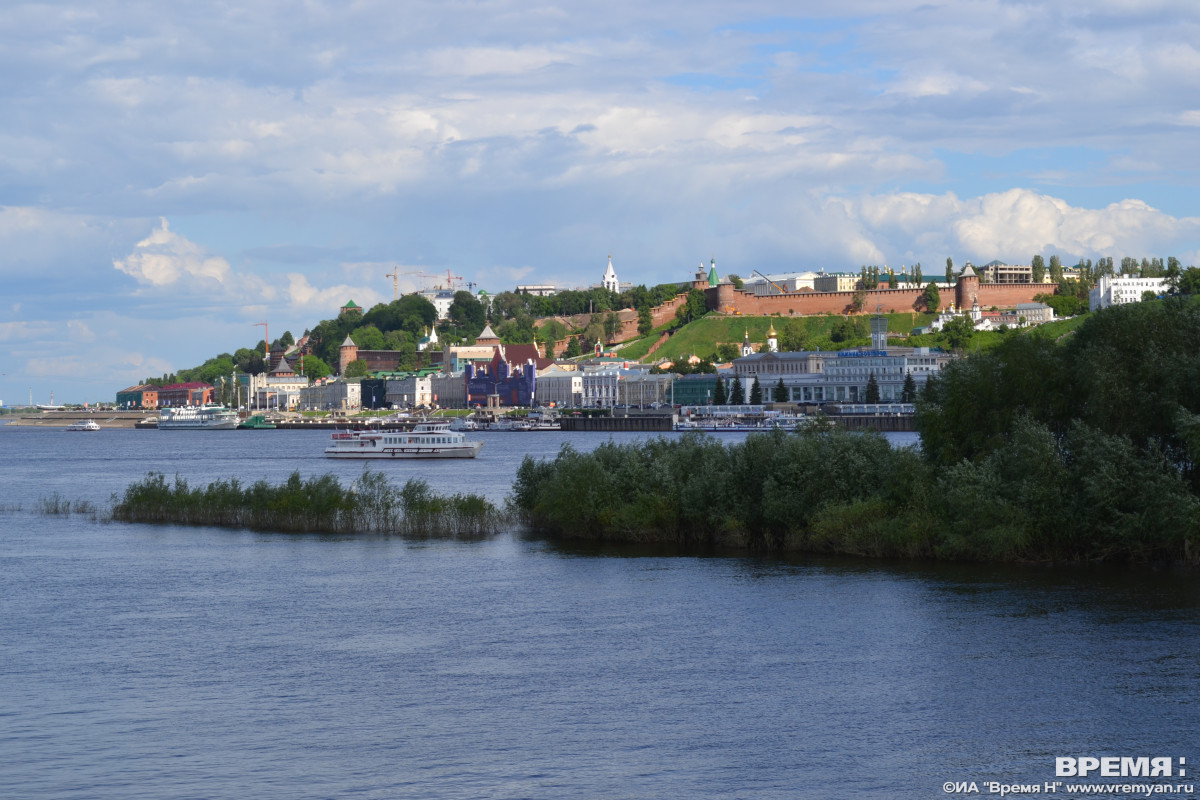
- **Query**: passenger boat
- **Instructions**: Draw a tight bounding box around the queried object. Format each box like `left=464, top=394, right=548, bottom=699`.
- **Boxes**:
left=324, top=421, right=483, bottom=459
left=157, top=404, right=239, bottom=430
left=66, top=419, right=101, bottom=432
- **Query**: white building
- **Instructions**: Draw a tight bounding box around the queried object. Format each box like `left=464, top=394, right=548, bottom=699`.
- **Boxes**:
left=601, top=255, right=619, bottom=293
left=1089, top=275, right=1170, bottom=311
left=535, top=367, right=583, bottom=407
left=581, top=367, right=621, bottom=407
left=386, top=375, right=432, bottom=408
left=516, top=284, right=558, bottom=297
left=419, top=288, right=456, bottom=319
left=732, top=347, right=952, bottom=404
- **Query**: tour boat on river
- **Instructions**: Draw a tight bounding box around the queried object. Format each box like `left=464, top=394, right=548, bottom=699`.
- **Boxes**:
left=324, top=420, right=483, bottom=459
left=157, top=404, right=239, bottom=430
left=66, top=419, right=101, bottom=432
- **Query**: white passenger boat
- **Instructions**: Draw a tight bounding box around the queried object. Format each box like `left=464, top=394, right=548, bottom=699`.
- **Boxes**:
left=157, top=404, right=239, bottom=430
left=66, top=419, right=101, bottom=432
left=449, top=417, right=478, bottom=432
left=324, top=421, right=483, bottom=459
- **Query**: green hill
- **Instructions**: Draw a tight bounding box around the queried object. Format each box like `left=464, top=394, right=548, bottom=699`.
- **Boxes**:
left=641, top=312, right=936, bottom=363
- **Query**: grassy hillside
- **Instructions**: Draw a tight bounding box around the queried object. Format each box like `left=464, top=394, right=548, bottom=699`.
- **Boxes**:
left=645, top=312, right=936, bottom=363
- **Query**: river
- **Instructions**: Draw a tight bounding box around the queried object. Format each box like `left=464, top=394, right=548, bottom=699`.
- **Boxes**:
left=1, top=425, right=1196, bottom=799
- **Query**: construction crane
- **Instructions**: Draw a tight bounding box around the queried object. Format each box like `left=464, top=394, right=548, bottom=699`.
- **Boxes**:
left=386, top=269, right=437, bottom=300
left=752, top=269, right=789, bottom=295
left=252, top=321, right=268, bottom=365
left=442, top=269, right=464, bottom=291
left=384, top=267, right=401, bottom=301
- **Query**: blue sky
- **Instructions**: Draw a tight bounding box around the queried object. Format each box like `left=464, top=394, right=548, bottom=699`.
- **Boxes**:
left=3, top=0, right=1200, bottom=403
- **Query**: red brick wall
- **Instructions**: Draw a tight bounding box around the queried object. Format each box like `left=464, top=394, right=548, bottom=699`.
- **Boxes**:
left=705, top=281, right=1049, bottom=317
left=975, top=283, right=1049, bottom=308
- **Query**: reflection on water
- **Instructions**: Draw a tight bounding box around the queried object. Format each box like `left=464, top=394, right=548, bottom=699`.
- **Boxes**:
left=0, top=426, right=1197, bottom=799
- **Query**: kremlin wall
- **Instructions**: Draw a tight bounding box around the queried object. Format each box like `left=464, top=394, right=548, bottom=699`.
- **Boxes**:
left=598, top=263, right=1052, bottom=346
left=695, top=265, right=1047, bottom=319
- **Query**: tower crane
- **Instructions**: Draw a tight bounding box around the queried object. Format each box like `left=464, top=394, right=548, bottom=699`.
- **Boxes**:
left=442, top=270, right=464, bottom=291
left=386, top=268, right=437, bottom=300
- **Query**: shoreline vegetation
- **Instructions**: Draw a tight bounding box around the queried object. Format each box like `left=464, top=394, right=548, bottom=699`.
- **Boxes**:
left=109, top=470, right=507, bottom=538
left=514, top=297, right=1200, bottom=565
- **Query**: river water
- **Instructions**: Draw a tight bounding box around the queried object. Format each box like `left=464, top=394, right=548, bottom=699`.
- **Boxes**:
left=1, top=425, right=1197, bottom=799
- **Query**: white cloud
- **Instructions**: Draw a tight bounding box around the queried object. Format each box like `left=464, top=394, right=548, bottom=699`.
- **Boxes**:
left=113, top=218, right=233, bottom=287
left=844, top=189, right=1200, bottom=265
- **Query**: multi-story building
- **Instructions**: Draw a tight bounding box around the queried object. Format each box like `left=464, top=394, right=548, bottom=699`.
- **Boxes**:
left=385, top=374, right=433, bottom=408
left=516, top=284, right=558, bottom=297
left=116, top=384, right=159, bottom=409
left=535, top=367, right=583, bottom=407
left=248, top=357, right=309, bottom=410
left=1089, top=275, right=1170, bottom=310
left=580, top=367, right=621, bottom=408
left=731, top=347, right=952, bottom=404
left=812, top=272, right=861, bottom=292
left=420, top=288, right=456, bottom=320
left=157, top=382, right=214, bottom=407
left=617, top=373, right=675, bottom=407
left=300, top=379, right=361, bottom=411
left=429, top=372, right=466, bottom=408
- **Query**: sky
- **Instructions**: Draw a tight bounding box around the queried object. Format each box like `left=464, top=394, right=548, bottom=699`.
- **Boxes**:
left=3, top=0, right=1200, bottom=403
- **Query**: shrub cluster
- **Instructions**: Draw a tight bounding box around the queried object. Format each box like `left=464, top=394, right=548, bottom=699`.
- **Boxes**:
left=111, top=469, right=504, bottom=537
left=512, top=423, right=1200, bottom=563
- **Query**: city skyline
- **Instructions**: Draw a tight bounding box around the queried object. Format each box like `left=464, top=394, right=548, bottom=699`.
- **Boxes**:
left=4, top=1, right=1200, bottom=402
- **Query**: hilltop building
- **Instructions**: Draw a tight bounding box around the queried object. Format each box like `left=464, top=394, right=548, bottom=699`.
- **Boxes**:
left=602, top=256, right=619, bottom=293
left=1089, top=275, right=1170, bottom=310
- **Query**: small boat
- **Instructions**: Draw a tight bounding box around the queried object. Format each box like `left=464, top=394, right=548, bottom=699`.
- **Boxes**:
left=324, top=421, right=483, bottom=459
left=449, top=417, right=478, bottom=432
left=237, top=414, right=276, bottom=429
left=66, top=419, right=100, bottom=432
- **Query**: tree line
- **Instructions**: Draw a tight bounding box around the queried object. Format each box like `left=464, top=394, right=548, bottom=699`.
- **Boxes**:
left=512, top=296, right=1200, bottom=564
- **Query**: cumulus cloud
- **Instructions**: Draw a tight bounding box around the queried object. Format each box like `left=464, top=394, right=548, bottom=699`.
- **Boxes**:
left=113, top=218, right=233, bottom=287
left=844, top=189, right=1200, bottom=265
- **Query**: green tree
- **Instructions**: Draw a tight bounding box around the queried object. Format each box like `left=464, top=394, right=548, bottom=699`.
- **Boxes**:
left=344, top=359, right=369, bottom=378
left=717, top=343, right=740, bottom=362
left=729, top=375, right=744, bottom=404
left=749, top=376, right=762, bottom=404
left=923, top=282, right=940, bottom=312
left=942, top=315, right=975, bottom=350
left=1049, top=254, right=1063, bottom=283
left=728, top=274, right=744, bottom=290
left=301, top=355, right=331, bottom=381
left=780, top=319, right=808, bottom=352
left=864, top=374, right=880, bottom=403
left=713, top=377, right=727, bottom=405
left=564, top=337, right=582, bottom=358
left=945, top=257, right=954, bottom=283
left=1031, top=255, right=1046, bottom=283
left=604, top=311, right=621, bottom=342
left=1177, top=267, right=1200, bottom=296
left=637, top=306, right=653, bottom=335
left=448, top=291, right=486, bottom=338
left=773, top=378, right=787, bottom=403
left=901, top=373, right=916, bottom=403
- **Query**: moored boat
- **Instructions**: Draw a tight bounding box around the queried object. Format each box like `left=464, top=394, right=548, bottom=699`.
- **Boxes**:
left=324, top=421, right=483, bottom=459
left=237, top=414, right=276, bottom=429
left=157, top=404, right=239, bottom=430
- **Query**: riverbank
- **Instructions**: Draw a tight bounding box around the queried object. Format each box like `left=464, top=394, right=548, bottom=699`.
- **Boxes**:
left=512, top=426, right=1200, bottom=565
